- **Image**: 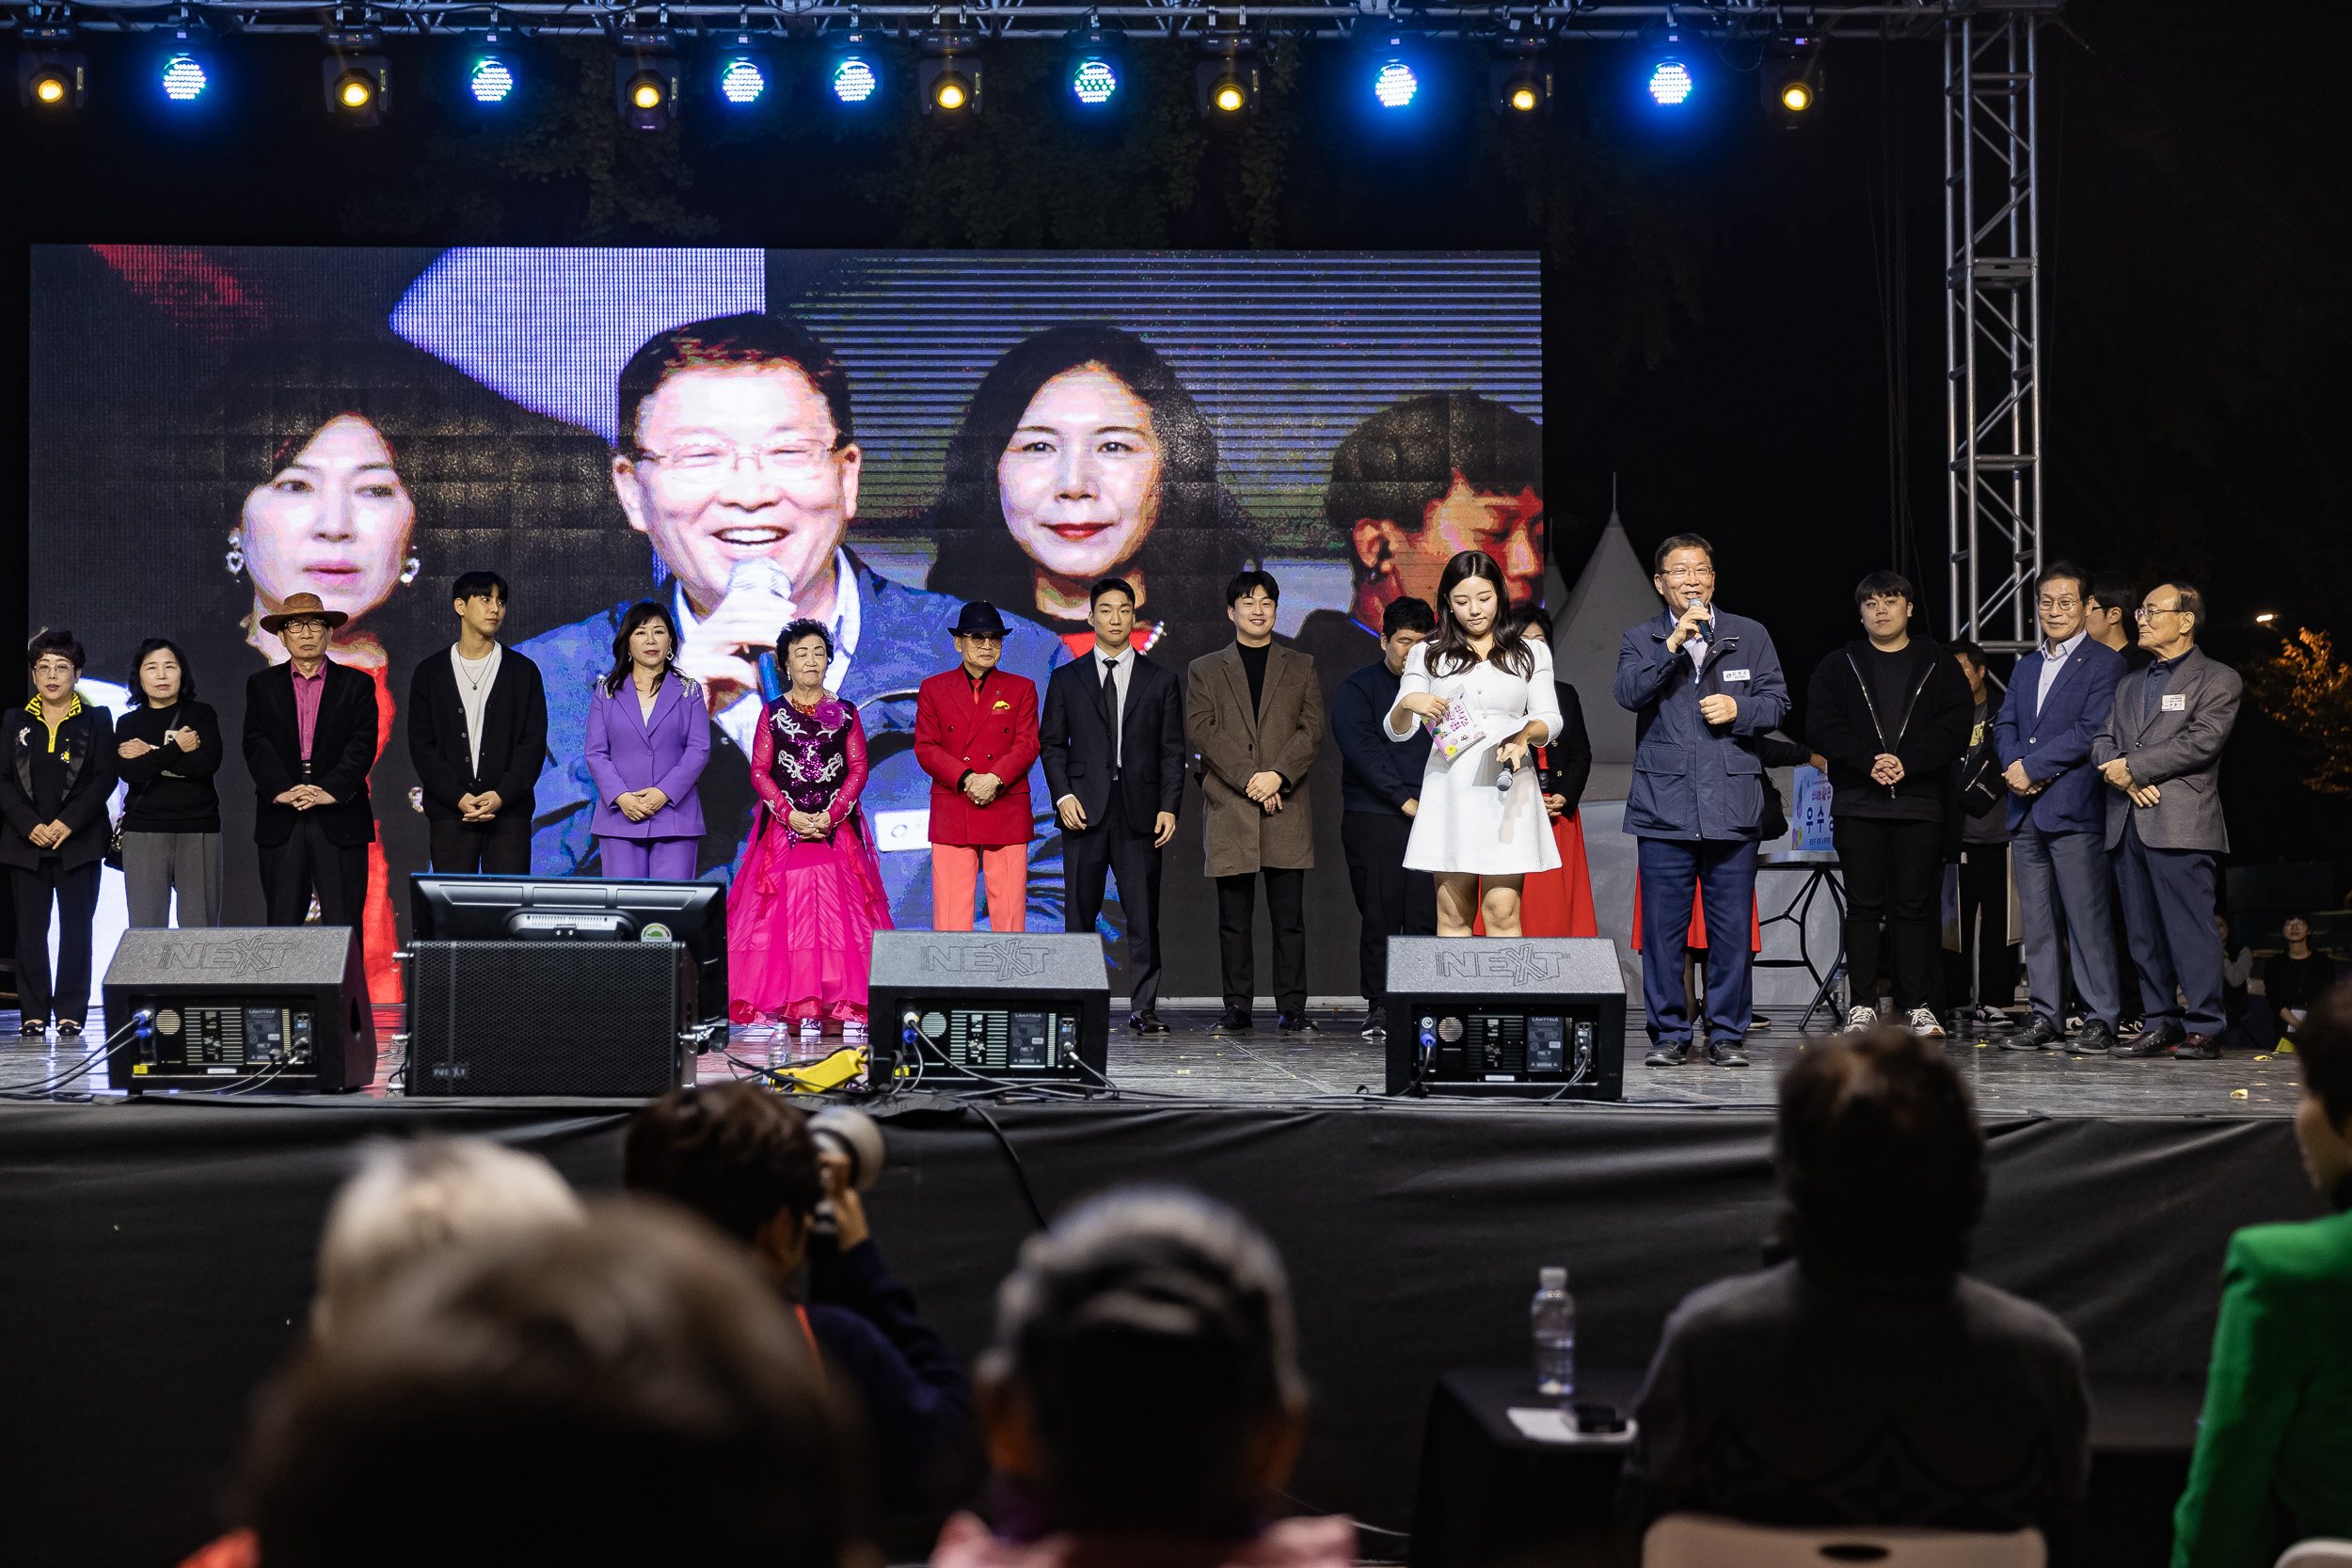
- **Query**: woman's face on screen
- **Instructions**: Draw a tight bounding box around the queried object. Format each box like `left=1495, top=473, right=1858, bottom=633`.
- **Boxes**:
left=997, top=364, right=1164, bottom=590
left=240, top=414, right=415, bottom=625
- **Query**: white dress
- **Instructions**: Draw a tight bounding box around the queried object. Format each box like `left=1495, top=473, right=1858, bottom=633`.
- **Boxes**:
left=1387, top=639, right=1565, bottom=876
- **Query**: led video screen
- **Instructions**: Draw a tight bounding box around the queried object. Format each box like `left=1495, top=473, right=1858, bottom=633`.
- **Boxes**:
left=29, top=246, right=1542, bottom=1001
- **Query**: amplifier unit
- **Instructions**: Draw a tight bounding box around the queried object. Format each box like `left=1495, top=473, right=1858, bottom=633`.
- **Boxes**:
left=1385, top=937, right=1628, bottom=1100
left=103, top=927, right=376, bottom=1094
left=405, top=940, right=697, bottom=1098
left=867, top=931, right=1110, bottom=1085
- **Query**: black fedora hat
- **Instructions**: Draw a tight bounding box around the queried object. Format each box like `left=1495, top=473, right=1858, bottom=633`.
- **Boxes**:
left=951, top=600, right=1011, bottom=639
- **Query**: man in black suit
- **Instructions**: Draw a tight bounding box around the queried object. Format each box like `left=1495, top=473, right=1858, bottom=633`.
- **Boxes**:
left=244, top=593, right=379, bottom=953
left=1041, top=578, right=1184, bottom=1033
left=408, top=571, right=548, bottom=875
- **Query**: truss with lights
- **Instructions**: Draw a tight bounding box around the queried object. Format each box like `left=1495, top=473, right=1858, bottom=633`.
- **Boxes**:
left=8, top=0, right=2063, bottom=644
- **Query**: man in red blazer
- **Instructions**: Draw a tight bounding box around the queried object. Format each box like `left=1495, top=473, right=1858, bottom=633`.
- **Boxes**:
left=914, top=601, right=1041, bottom=931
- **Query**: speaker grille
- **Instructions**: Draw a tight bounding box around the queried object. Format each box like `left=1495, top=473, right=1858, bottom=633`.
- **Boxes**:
left=406, top=942, right=685, bottom=1097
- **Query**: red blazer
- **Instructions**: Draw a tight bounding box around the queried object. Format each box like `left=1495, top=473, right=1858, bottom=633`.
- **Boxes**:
left=914, top=667, right=1040, bottom=847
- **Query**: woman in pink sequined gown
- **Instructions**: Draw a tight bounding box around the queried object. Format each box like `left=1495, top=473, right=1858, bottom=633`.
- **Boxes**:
left=727, top=621, right=894, bottom=1043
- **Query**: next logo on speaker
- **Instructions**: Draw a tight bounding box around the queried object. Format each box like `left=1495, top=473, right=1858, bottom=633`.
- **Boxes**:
left=151, top=936, right=306, bottom=980
left=1436, top=943, right=1564, bottom=984
left=921, top=939, right=1054, bottom=979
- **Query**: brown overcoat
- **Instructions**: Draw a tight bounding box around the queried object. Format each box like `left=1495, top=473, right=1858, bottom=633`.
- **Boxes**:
left=1184, top=641, right=1323, bottom=877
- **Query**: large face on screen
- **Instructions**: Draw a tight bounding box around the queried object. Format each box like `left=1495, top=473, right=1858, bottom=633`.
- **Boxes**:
left=1400, top=475, right=1546, bottom=611
left=996, top=363, right=1164, bottom=588
left=614, top=364, right=862, bottom=617
left=239, top=415, right=416, bottom=624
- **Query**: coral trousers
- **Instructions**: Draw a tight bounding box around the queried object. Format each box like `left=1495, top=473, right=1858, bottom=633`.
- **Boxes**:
left=930, top=843, right=1027, bottom=931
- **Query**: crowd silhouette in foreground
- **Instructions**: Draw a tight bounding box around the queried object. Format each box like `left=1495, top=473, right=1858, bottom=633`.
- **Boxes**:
left=177, top=991, right=2352, bottom=1568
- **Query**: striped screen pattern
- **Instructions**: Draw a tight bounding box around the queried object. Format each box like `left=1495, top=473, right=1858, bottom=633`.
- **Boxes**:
left=780, top=251, right=1542, bottom=553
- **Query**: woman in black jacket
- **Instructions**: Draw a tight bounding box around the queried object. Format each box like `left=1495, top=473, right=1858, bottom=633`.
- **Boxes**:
left=115, top=637, right=225, bottom=928
left=0, top=630, right=119, bottom=1036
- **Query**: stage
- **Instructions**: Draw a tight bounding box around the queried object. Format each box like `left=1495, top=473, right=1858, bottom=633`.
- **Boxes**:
left=0, top=1006, right=2316, bottom=1566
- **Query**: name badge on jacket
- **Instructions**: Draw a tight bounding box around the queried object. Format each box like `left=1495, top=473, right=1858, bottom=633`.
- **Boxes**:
left=2162, top=694, right=2187, bottom=712
left=1724, top=669, right=1751, bottom=683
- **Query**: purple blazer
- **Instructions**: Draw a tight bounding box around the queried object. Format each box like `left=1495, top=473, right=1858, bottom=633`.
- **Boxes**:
left=583, top=673, right=710, bottom=841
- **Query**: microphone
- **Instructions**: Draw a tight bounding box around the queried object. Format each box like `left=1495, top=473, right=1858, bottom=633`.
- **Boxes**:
left=726, top=557, right=796, bottom=627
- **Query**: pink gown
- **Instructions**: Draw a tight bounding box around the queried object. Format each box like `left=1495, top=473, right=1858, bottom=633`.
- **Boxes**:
left=726, top=694, right=895, bottom=1025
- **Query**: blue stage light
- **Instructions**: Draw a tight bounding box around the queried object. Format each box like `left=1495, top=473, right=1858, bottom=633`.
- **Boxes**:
left=831, top=55, right=877, bottom=102
left=1648, top=57, right=1692, bottom=105
left=719, top=55, right=766, bottom=103
left=1072, top=55, right=1117, bottom=104
left=469, top=55, right=516, bottom=103
left=1373, top=58, right=1418, bottom=108
left=160, top=49, right=208, bottom=101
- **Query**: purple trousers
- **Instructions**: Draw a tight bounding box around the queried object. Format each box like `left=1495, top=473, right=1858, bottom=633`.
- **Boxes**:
left=598, top=836, right=699, bottom=879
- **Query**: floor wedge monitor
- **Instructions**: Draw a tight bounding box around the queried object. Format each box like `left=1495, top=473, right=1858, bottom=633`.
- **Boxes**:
left=869, top=931, right=1110, bottom=1086
left=103, top=927, right=376, bottom=1094
left=1386, top=936, right=1628, bottom=1100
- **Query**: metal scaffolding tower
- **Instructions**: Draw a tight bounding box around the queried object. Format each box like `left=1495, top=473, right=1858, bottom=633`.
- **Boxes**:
left=1946, top=9, right=2045, bottom=654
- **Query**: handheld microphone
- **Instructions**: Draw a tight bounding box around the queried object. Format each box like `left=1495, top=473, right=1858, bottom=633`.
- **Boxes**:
left=726, top=557, right=796, bottom=625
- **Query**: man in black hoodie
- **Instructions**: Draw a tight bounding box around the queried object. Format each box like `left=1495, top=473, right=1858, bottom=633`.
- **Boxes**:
left=1806, top=571, right=1975, bottom=1037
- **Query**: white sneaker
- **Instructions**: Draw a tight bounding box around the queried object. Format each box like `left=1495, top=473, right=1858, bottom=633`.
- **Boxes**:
left=1908, top=1006, right=1947, bottom=1038
left=796, top=1019, right=823, bottom=1055
left=842, top=1020, right=868, bottom=1047
left=1842, top=1006, right=1878, bottom=1033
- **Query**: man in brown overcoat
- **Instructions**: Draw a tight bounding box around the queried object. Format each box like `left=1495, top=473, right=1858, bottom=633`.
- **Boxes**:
left=1186, top=571, right=1323, bottom=1035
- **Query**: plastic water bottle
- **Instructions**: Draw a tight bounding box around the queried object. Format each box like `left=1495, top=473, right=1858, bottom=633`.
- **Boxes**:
left=1531, top=1265, right=1575, bottom=1401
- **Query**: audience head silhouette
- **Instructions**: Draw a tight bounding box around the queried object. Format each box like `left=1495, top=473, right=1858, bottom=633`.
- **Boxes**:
left=980, top=1186, right=1309, bottom=1538
left=622, top=1082, right=826, bottom=1271
left=1776, top=1025, right=1988, bottom=1289
left=239, top=1205, right=859, bottom=1568
left=311, top=1135, right=584, bottom=1339
left=2293, top=981, right=2352, bottom=1202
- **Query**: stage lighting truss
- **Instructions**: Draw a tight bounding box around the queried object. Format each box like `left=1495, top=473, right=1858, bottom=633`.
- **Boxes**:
left=1193, top=26, right=1255, bottom=118
left=17, top=20, right=86, bottom=110
left=615, top=25, right=681, bottom=129
left=1063, top=17, right=1123, bottom=111
left=466, top=25, right=521, bottom=105
left=918, top=22, right=979, bottom=115
left=154, top=17, right=213, bottom=104
left=1761, top=33, right=1821, bottom=121
left=824, top=25, right=882, bottom=105
left=322, top=21, right=389, bottom=124
left=713, top=28, right=774, bottom=106
left=1488, top=19, right=1548, bottom=119
left=1645, top=13, right=1694, bottom=106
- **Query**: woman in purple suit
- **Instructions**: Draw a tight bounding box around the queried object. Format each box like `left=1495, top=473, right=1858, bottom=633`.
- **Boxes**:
left=584, top=602, right=710, bottom=879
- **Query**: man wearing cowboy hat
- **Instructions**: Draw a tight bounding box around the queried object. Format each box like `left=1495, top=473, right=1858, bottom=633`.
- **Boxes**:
left=913, top=601, right=1041, bottom=932
left=243, top=593, right=380, bottom=950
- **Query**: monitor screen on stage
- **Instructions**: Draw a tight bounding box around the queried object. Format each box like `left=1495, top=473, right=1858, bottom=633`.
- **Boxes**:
left=28, top=245, right=1543, bottom=1003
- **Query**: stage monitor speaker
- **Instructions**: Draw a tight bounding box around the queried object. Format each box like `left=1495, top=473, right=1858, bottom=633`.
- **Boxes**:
left=103, top=927, right=376, bottom=1094
left=1385, top=937, right=1628, bottom=1100
left=868, top=931, right=1109, bottom=1085
left=405, top=940, right=696, bottom=1098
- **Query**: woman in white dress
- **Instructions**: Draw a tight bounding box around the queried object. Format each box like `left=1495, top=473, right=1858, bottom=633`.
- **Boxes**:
left=1387, top=551, right=1565, bottom=936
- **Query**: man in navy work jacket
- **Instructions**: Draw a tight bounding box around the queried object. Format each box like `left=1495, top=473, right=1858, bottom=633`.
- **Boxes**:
left=1615, top=533, right=1789, bottom=1069
left=1993, top=561, right=2128, bottom=1056
left=1331, top=594, right=1438, bottom=1039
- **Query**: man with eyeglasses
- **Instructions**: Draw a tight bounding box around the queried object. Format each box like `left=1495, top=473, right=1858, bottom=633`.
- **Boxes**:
left=516, top=314, right=1069, bottom=928
left=1616, top=532, right=1789, bottom=1069
left=1992, top=562, right=2128, bottom=1055
left=2092, top=582, right=2243, bottom=1059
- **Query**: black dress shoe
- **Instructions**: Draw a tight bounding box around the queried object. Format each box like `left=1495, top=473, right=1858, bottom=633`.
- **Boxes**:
left=19, top=1020, right=46, bottom=1037
left=1708, top=1038, right=1751, bottom=1068
left=1278, top=1012, right=1317, bottom=1035
left=2112, top=1020, right=2185, bottom=1059
left=1215, top=1007, right=1253, bottom=1034
left=1644, top=1040, right=1690, bottom=1067
left=2175, top=1033, right=2222, bottom=1060
left=56, top=1020, right=81, bottom=1037
left=2001, top=1016, right=2063, bottom=1052
left=1127, top=1011, right=1169, bottom=1035
left=2067, top=1019, right=2120, bottom=1055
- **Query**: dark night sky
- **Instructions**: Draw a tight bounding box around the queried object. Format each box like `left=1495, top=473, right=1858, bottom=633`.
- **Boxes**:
left=3, top=0, right=2344, bottom=893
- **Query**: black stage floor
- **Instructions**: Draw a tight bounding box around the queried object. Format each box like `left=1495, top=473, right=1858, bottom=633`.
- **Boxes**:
left=0, top=1002, right=2301, bottom=1117
left=0, top=1002, right=2315, bottom=1566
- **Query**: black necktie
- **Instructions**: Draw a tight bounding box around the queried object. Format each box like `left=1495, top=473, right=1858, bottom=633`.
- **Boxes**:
left=1102, top=659, right=1120, bottom=764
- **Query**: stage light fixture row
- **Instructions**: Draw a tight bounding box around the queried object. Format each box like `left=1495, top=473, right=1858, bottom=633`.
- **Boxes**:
left=1064, top=21, right=1123, bottom=111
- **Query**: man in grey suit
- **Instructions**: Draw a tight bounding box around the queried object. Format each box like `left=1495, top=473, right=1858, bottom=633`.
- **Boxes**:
left=2093, top=581, right=2242, bottom=1060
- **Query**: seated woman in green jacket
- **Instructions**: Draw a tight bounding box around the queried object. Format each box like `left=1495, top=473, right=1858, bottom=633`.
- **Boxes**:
left=2173, top=980, right=2352, bottom=1566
